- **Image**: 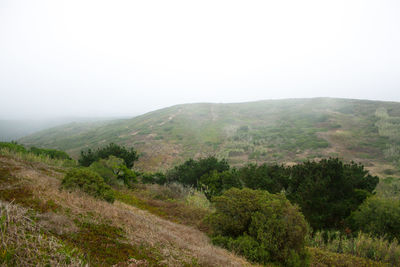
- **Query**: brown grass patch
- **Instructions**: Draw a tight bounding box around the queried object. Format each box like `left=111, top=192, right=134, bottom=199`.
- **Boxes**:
left=0, top=201, right=84, bottom=266
left=0, top=154, right=253, bottom=266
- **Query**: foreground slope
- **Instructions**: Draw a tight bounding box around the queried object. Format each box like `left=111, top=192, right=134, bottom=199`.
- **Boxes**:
left=0, top=153, right=252, bottom=266
left=20, top=98, right=400, bottom=175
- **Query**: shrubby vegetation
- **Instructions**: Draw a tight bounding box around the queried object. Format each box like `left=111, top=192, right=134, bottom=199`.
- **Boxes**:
left=166, top=156, right=229, bottom=187
left=238, top=163, right=288, bottom=193
left=286, top=158, right=379, bottom=230
left=61, top=168, right=115, bottom=203
left=208, top=188, right=309, bottom=266
left=168, top=156, right=379, bottom=232
left=89, top=156, right=137, bottom=188
left=30, top=146, right=71, bottom=160
left=2, top=138, right=398, bottom=266
left=0, top=142, right=76, bottom=167
left=309, top=230, right=400, bottom=266
left=0, top=142, right=71, bottom=160
left=79, top=143, right=138, bottom=168
left=0, top=141, right=27, bottom=153
left=140, top=172, right=167, bottom=185
left=349, top=197, right=400, bottom=241
left=199, top=170, right=242, bottom=200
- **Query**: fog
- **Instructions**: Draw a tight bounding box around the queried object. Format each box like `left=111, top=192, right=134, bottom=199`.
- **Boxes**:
left=1, top=0, right=400, bottom=119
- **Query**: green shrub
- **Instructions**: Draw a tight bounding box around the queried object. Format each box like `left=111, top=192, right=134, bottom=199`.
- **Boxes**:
left=89, top=156, right=137, bottom=188
left=208, top=188, right=309, bottom=266
left=61, top=168, right=115, bottom=203
left=166, top=156, right=230, bottom=187
left=79, top=143, right=138, bottom=168
left=199, top=170, right=242, bottom=200
left=349, top=197, right=400, bottom=241
left=0, top=142, right=26, bottom=153
left=29, top=146, right=71, bottom=160
left=117, top=164, right=137, bottom=188
left=238, top=163, right=288, bottom=193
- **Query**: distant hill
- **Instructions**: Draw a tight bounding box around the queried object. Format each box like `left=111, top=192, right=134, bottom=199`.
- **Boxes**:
left=0, top=117, right=125, bottom=142
left=19, top=98, right=400, bottom=176
left=0, top=119, right=62, bottom=141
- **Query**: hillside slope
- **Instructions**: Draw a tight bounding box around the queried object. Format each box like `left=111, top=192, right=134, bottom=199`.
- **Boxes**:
left=0, top=152, right=253, bottom=266
left=20, top=98, right=400, bottom=175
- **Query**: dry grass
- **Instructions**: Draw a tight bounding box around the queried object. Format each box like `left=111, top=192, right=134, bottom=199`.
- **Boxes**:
left=0, top=154, right=253, bottom=266
left=0, top=201, right=84, bottom=266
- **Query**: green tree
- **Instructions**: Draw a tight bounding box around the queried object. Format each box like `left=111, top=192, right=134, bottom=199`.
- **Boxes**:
left=238, top=163, right=288, bottom=193
left=286, top=158, right=379, bottom=230
left=199, top=170, right=242, bottom=200
left=166, top=156, right=230, bottom=187
left=79, top=143, right=138, bottom=168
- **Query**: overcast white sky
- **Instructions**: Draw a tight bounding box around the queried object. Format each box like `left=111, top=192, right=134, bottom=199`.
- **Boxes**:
left=1, top=0, right=400, bottom=119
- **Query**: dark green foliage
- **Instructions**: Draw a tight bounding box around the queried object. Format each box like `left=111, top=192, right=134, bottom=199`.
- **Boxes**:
left=61, top=168, right=115, bottom=203
left=78, top=148, right=97, bottom=167
left=0, top=141, right=27, bottom=153
left=349, top=197, right=400, bottom=241
left=141, top=172, right=167, bottom=185
left=208, top=188, right=309, bottom=266
left=117, top=164, right=137, bottom=188
left=89, top=160, right=116, bottom=185
left=89, top=156, right=137, bottom=188
left=166, top=156, right=230, bottom=187
left=238, top=163, right=288, bottom=193
left=199, top=170, right=242, bottom=200
left=29, top=146, right=71, bottom=160
left=286, top=158, right=379, bottom=230
left=79, top=143, right=138, bottom=168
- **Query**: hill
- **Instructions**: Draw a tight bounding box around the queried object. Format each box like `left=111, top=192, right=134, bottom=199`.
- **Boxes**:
left=0, top=117, right=122, bottom=142
left=19, top=98, right=400, bottom=176
left=0, top=148, right=254, bottom=266
left=0, top=141, right=393, bottom=266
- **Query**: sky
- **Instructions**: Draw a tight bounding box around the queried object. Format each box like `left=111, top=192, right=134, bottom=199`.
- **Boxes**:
left=1, top=0, right=400, bottom=119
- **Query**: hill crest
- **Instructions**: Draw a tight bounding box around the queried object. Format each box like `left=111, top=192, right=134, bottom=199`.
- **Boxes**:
left=19, top=98, right=400, bottom=176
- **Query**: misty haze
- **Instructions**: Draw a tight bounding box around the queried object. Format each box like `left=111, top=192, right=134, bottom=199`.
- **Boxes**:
left=1, top=1, right=400, bottom=266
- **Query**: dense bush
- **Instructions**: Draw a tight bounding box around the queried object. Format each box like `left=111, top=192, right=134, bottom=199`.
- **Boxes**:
left=349, top=197, right=400, bottom=241
left=238, top=163, right=288, bottom=193
left=0, top=142, right=27, bottom=153
left=286, top=158, right=379, bottom=230
left=166, top=156, right=229, bottom=187
left=79, top=143, right=138, bottom=168
left=208, top=188, right=309, bottom=266
left=61, top=168, right=115, bottom=203
left=30, top=146, right=71, bottom=160
left=164, top=157, right=378, bottom=231
left=199, top=170, right=242, bottom=200
left=89, top=156, right=137, bottom=188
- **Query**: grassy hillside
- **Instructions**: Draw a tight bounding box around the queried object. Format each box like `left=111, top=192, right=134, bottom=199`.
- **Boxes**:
left=0, top=149, right=254, bottom=266
left=1, top=143, right=393, bottom=266
left=19, top=98, right=400, bottom=175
